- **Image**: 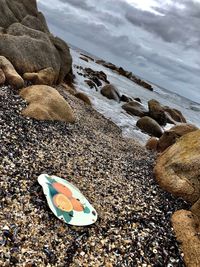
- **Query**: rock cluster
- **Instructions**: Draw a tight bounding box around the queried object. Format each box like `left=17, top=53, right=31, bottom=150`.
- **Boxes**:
left=96, top=59, right=153, bottom=91
left=0, top=0, right=72, bottom=87
left=76, top=58, right=189, bottom=141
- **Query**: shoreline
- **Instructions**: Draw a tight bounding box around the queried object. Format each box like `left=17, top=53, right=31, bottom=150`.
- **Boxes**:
left=0, top=85, right=188, bottom=266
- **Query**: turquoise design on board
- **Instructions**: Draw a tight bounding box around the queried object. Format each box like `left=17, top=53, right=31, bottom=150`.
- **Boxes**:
left=38, top=174, right=98, bottom=226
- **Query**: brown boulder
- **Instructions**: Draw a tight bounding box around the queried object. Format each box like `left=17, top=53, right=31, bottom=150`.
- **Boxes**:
left=101, top=84, right=120, bottom=102
left=191, top=198, right=200, bottom=219
left=146, top=137, right=159, bottom=151
left=164, top=106, right=187, bottom=123
left=0, top=68, right=6, bottom=85
left=172, top=210, right=200, bottom=267
left=154, top=130, right=200, bottom=204
left=136, top=116, right=164, bottom=137
left=0, top=0, right=72, bottom=83
left=122, top=101, right=148, bottom=117
left=75, top=92, right=91, bottom=105
left=158, top=123, right=199, bottom=152
left=0, top=56, right=24, bottom=88
left=20, top=85, right=75, bottom=123
left=148, top=99, right=167, bottom=126
left=23, top=67, right=56, bottom=86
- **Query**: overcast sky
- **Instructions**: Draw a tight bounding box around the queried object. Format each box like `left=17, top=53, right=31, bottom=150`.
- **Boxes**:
left=37, top=0, right=200, bottom=103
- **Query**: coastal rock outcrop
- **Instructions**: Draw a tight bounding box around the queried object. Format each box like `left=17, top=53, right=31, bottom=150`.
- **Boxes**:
left=172, top=210, right=200, bottom=267
left=0, top=55, right=24, bottom=88
left=148, top=99, right=167, bottom=126
left=136, top=116, right=163, bottom=137
left=154, top=130, right=200, bottom=204
left=0, top=0, right=72, bottom=84
left=122, top=101, right=148, bottom=117
left=164, top=106, right=187, bottom=123
left=158, top=123, right=199, bottom=152
left=20, top=85, right=75, bottom=123
left=101, top=84, right=120, bottom=102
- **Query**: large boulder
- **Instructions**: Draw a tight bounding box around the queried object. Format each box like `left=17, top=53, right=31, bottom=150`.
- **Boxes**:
left=148, top=99, right=167, bottom=126
left=20, top=85, right=75, bottom=123
left=154, top=130, right=200, bottom=204
left=0, top=55, right=24, bottom=88
left=164, top=106, right=187, bottom=123
left=100, top=84, right=120, bottom=102
left=172, top=210, right=200, bottom=267
left=136, top=116, right=164, bottom=137
left=0, top=0, right=72, bottom=84
left=122, top=101, right=148, bottom=117
left=158, top=123, right=199, bottom=152
left=23, top=67, right=56, bottom=86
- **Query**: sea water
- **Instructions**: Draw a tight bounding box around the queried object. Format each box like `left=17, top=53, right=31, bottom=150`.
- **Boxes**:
left=71, top=48, right=200, bottom=145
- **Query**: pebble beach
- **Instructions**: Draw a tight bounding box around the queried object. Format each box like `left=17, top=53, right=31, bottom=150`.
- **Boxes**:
left=0, top=85, right=189, bottom=266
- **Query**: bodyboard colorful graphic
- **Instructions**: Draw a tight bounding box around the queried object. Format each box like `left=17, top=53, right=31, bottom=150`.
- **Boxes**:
left=38, top=174, right=98, bottom=226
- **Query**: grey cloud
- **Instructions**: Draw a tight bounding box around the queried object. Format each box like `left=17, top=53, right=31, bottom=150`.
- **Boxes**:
left=59, top=0, right=94, bottom=11
left=38, top=0, right=200, bottom=103
left=125, top=1, right=200, bottom=48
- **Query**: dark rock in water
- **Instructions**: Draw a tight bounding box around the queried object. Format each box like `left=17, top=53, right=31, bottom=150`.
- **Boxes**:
left=0, top=0, right=72, bottom=84
left=164, top=106, right=187, bottom=123
left=136, top=116, right=164, bottom=137
left=101, top=84, right=120, bottom=102
left=80, top=53, right=94, bottom=61
left=148, top=99, right=167, bottom=126
left=120, top=94, right=132, bottom=103
left=79, top=56, right=89, bottom=62
left=84, top=79, right=97, bottom=90
left=91, top=76, right=102, bottom=87
left=190, top=104, right=200, bottom=112
left=131, top=76, right=153, bottom=91
left=122, top=101, right=148, bottom=117
left=83, top=67, right=109, bottom=85
left=134, top=97, right=141, bottom=103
